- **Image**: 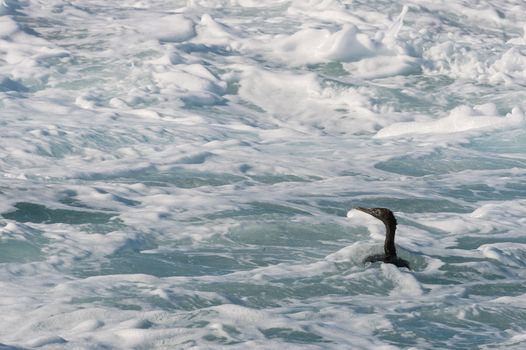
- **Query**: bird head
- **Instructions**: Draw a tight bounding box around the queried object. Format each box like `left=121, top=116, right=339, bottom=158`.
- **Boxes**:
left=354, top=207, right=397, bottom=226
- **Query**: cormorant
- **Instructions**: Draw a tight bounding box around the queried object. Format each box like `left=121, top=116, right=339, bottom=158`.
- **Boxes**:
left=355, top=207, right=410, bottom=269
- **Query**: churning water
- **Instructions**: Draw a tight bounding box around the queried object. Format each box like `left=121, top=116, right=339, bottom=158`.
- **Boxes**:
left=1, top=0, right=526, bottom=348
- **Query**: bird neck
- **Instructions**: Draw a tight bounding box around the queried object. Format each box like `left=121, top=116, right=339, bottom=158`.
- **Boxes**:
left=384, top=221, right=397, bottom=258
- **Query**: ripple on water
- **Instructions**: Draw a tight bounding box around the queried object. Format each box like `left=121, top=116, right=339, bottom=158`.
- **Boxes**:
left=375, top=149, right=526, bottom=177
left=0, top=239, right=44, bottom=263
left=86, top=167, right=245, bottom=188
left=316, top=197, right=470, bottom=217
left=2, top=202, right=118, bottom=225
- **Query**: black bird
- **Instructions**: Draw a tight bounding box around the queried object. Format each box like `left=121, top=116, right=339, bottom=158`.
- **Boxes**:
left=355, top=207, right=410, bottom=269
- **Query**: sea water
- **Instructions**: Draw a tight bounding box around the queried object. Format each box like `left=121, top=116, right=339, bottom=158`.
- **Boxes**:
left=1, top=0, right=526, bottom=348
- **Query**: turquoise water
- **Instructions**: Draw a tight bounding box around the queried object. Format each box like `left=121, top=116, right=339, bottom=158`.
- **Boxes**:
left=1, top=0, right=526, bottom=349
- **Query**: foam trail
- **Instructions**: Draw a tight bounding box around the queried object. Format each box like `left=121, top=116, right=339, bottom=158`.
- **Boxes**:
left=1, top=0, right=526, bottom=348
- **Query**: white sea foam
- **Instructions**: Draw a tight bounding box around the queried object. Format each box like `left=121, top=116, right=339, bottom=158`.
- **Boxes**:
left=1, top=0, right=526, bottom=348
left=137, top=14, right=196, bottom=43
left=376, top=104, right=526, bottom=138
left=489, top=48, right=526, bottom=84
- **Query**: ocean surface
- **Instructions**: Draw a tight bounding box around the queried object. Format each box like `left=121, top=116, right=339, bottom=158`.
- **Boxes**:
left=1, top=0, right=526, bottom=348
